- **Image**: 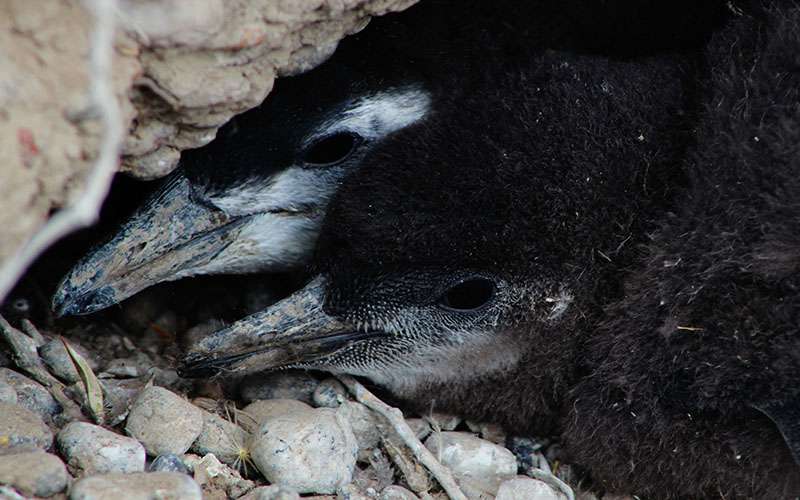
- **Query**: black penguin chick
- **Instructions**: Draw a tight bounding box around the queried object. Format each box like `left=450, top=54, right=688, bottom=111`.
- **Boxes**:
left=52, top=0, right=725, bottom=317
left=179, top=21, right=704, bottom=439
left=564, top=2, right=800, bottom=498
left=51, top=23, right=434, bottom=316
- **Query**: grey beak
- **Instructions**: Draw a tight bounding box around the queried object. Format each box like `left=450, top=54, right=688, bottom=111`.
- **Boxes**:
left=52, top=174, right=249, bottom=316
left=178, top=276, right=375, bottom=378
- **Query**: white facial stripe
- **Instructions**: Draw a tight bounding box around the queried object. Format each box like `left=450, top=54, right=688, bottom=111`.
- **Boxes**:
left=173, top=213, right=320, bottom=277
left=315, top=84, right=432, bottom=141
left=189, top=86, right=432, bottom=274
left=209, top=167, right=344, bottom=216
left=209, top=86, right=431, bottom=217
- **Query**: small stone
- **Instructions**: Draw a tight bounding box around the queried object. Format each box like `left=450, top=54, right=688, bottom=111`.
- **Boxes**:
left=312, top=378, right=346, bottom=408
left=240, top=484, right=300, bottom=500
left=0, top=380, right=16, bottom=404
left=239, top=371, right=318, bottom=404
left=337, top=483, right=371, bottom=500
left=0, top=451, right=68, bottom=497
left=496, top=476, right=566, bottom=500
left=125, top=386, right=204, bottom=456
left=0, top=368, right=60, bottom=422
left=423, top=412, right=461, bottom=431
left=97, top=378, right=146, bottom=427
left=251, top=406, right=358, bottom=494
left=189, top=453, right=255, bottom=498
left=406, top=419, right=431, bottom=441
left=38, top=338, right=96, bottom=384
left=341, top=401, right=381, bottom=456
left=152, top=367, right=182, bottom=388
left=239, top=399, right=312, bottom=433
left=70, top=471, right=202, bottom=500
left=149, top=454, right=189, bottom=474
left=58, top=421, right=145, bottom=475
left=424, top=432, right=517, bottom=498
left=379, top=485, right=420, bottom=500
left=191, top=410, right=250, bottom=465
left=382, top=434, right=431, bottom=493
left=100, top=354, right=151, bottom=379
left=466, top=421, right=506, bottom=445
left=0, top=402, right=53, bottom=452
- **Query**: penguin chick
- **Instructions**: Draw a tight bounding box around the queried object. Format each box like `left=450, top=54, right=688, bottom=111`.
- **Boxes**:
left=180, top=34, right=701, bottom=437
left=51, top=26, right=433, bottom=316
left=175, top=2, right=800, bottom=498
left=563, top=2, right=800, bottom=498
left=52, top=0, right=724, bottom=316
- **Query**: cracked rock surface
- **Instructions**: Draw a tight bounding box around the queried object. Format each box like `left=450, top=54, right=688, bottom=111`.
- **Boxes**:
left=0, top=0, right=418, bottom=301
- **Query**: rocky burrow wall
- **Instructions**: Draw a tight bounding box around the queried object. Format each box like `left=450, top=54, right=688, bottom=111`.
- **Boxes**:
left=0, top=0, right=417, bottom=300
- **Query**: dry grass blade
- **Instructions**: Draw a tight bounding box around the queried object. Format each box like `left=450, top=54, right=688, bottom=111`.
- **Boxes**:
left=337, top=374, right=467, bottom=500
left=61, top=336, right=105, bottom=425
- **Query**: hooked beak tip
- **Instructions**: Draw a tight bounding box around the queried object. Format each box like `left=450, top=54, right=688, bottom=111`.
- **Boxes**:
left=52, top=284, right=117, bottom=317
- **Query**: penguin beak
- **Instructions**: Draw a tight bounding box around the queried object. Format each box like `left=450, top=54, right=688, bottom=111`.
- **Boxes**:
left=53, top=174, right=267, bottom=316
left=178, top=276, right=371, bottom=378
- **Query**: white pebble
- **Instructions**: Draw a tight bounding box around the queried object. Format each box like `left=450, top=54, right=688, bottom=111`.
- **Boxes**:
left=39, top=338, right=96, bottom=384
left=69, top=471, right=202, bottom=500
left=250, top=406, right=358, bottom=494
left=424, top=431, right=517, bottom=497
left=0, top=369, right=60, bottom=422
left=423, top=412, right=461, bottom=431
left=380, top=485, right=420, bottom=500
left=0, top=451, right=68, bottom=497
left=239, top=399, right=312, bottom=433
left=191, top=410, right=250, bottom=465
left=341, top=401, right=381, bottom=454
left=0, top=401, right=53, bottom=451
left=58, top=421, right=145, bottom=475
left=240, top=484, right=301, bottom=500
left=312, top=378, right=346, bottom=408
left=0, top=380, right=17, bottom=404
left=406, top=418, right=431, bottom=440
left=496, top=476, right=566, bottom=500
left=125, top=386, right=203, bottom=456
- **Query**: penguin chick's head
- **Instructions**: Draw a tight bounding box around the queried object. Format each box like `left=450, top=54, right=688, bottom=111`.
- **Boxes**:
left=181, top=49, right=695, bottom=427
left=52, top=47, right=432, bottom=316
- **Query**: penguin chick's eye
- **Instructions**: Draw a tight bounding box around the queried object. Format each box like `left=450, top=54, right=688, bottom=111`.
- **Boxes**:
left=438, top=277, right=496, bottom=312
left=304, top=132, right=362, bottom=166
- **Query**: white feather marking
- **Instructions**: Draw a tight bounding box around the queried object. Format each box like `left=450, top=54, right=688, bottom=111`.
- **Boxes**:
left=315, top=84, right=432, bottom=140
left=173, top=213, right=320, bottom=277
left=208, top=85, right=432, bottom=217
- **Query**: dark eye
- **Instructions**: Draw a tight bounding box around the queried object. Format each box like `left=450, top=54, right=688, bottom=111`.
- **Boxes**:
left=12, top=298, right=30, bottom=313
left=439, top=277, right=495, bottom=312
left=304, top=132, right=361, bottom=166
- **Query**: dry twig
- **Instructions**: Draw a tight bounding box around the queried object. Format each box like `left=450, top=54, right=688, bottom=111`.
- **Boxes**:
left=528, top=467, right=575, bottom=500
left=337, top=374, right=467, bottom=500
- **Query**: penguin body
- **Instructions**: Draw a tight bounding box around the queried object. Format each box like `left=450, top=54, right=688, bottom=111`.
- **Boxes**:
left=565, top=5, right=800, bottom=497
left=180, top=2, right=800, bottom=498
